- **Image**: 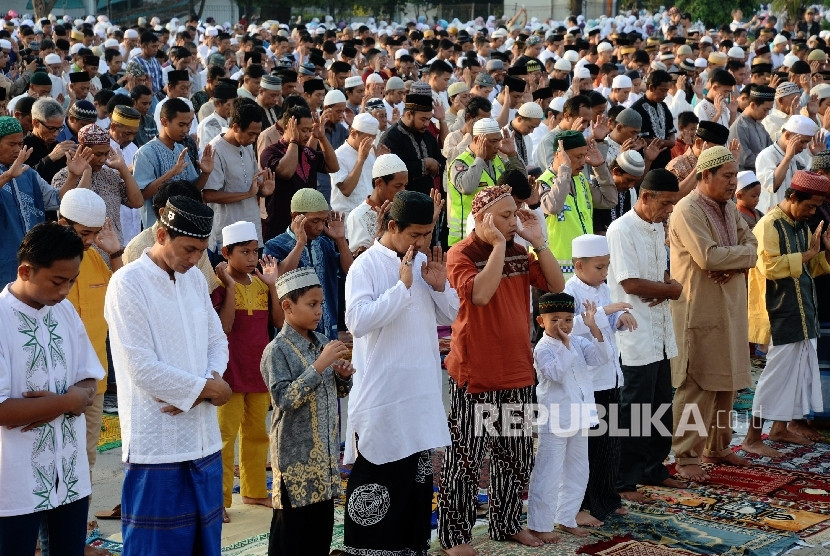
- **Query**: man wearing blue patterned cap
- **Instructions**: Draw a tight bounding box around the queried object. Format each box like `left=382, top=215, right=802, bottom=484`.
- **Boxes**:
left=0, top=115, right=60, bottom=285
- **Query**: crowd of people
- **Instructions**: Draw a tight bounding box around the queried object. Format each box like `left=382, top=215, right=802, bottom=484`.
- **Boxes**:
left=1, top=4, right=830, bottom=556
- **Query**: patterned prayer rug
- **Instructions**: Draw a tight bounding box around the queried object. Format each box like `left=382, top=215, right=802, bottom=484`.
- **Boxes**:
left=577, top=535, right=704, bottom=555
left=97, top=414, right=121, bottom=453
left=665, top=463, right=793, bottom=495
left=591, top=506, right=798, bottom=555
left=732, top=434, right=830, bottom=474
left=87, top=530, right=122, bottom=555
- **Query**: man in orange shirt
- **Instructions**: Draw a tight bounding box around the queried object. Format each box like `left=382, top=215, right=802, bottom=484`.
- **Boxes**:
left=438, top=185, right=565, bottom=554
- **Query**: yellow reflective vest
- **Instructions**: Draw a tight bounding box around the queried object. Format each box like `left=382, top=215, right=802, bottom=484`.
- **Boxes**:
left=447, top=151, right=506, bottom=245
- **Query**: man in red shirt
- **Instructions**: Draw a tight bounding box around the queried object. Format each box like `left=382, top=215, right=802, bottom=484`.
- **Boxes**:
left=438, top=185, right=565, bottom=554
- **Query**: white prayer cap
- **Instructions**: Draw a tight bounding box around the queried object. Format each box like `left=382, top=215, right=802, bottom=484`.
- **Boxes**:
left=70, top=43, right=84, bottom=55
left=783, top=53, right=799, bottom=67
left=651, top=61, right=667, bottom=71
left=563, top=50, right=579, bottom=62
left=554, top=58, right=571, bottom=71
left=447, top=81, right=469, bottom=97
left=727, top=46, right=745, bottom=58
left=491, top=28, right=508, bottom=38
left=694, top=58, right=708, bottom=68
left=206, top=26, right=218, bottom=36
left=323, top=89, right=347, bottom=106
left=104, top=38, right=119, bottom=48
left=345, top=76, right=364, bottom=88
left=373, top=153, right=408, bottom=178
left=60, top=188, right=106, bottom=228
left=550, top=96, right=567, bottom=112
left=366, top=73, right=384, bottom=85
left=518, top=102, right=544, bottom=119
left=124, top=29, right=139, bottom=39
left=812, top=83, right=830, bottom=100
left=699, top=36, right=713, bottom=45
left=473, top=117, right=501, bottom=136
left=571, top=234, right=609, bottom=258
left=222, top=221, right=257, bottom=247
left=575, top=67, right=591, bottom=79
left=772, top=34, right=788, bottom=45
left=44, top=53, right=61, bottom=65
left=352, top=112, right=379, bottom=135
left=597, top=42, right=613, bottom=53
left=611, top=74, right=632, bottom=88
left=783, top=114, right=819, bottom=137
left=737, top=171, right=760, bottom=190
left=0, top=40, right=11, bottom=51
left=615, top=150, right=645, bottom=176
left=394, top=48, right=409, bottom=59
left=85, top=15, right=96, bottom=23
left=386, top=76, right=405, bottom=91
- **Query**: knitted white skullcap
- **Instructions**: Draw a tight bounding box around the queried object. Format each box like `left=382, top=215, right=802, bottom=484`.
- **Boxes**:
left=344, top=76, right=363, bottom=88
left=518, top=102, right=544, bottom=119
left=554, top=58, right=571, bottom=71
left=783, top=114, right=819, bottom=137
left=372, top=153, right=408, bottom=178
left=473, top=117, right=501, bottom=136
left=44, top=53, right=61, bottom=65
left=550, top=96, right=567, bottom=112
left=611, top=74, right=632, bottom=88
left=366, top=72, right=384, bottom=84
left=60, top=188, right=106, bottom=228
left=352, top=112, right=379, bottom=135
left=323, top=89, right=347, bottom=106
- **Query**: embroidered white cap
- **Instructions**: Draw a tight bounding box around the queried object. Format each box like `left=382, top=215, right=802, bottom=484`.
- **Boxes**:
left=473, top=117, right=501, bottom=136
left=323, top=89, right=347, bottom=106
left=344, top=76, right=364, bottom=88
left=221, top=220, right=257, bottom=247
left=352, top=112, right=379, bottom=135
left=372, top=153, right=408, bottom=178
left=611, top=74, right=632, bottom=88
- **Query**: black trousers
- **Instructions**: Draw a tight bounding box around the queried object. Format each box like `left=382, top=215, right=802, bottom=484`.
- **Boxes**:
left=344, top=450, right=433, bottom=555
left=617, top=358, right=673, bottom=492
left=268, top=480, right=334, bottom=556
left=582, top=386, right=622, bottom=520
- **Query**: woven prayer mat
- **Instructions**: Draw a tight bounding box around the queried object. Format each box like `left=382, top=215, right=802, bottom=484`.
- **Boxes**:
left=732, top=435, right=830, bottom=475
left=87, top=530, right=122, bottom=555
left=97, top=414, right=121, bottom=453
left=577, top=535, right=703, bottom=555
left=591, top=506, right=798, bottom=555
left=425, top=520, right=597, bottom=555
left=665, top=463, right=793, bottom=495
left=638, top=484, right=830, bottom=538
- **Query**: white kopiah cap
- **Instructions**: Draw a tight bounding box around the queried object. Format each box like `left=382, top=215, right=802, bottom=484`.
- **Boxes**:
left=611, top=74, right=632, bottom=88
left=323, top=89, right=347, bottom=106
left=571, top=234, right=609, bottom=258
left=372, top=153, right=407, bottom=178
left=344, top=75, right=363, bottom=88
left=518, top=102, right=544, bottom=119
left=473, top=117, right=502, bottom=136
left=60, top=188, right=107, bottom=228
left=352, top=112, right=379, bottom=135
left=222, top=220, right=258, bottom=247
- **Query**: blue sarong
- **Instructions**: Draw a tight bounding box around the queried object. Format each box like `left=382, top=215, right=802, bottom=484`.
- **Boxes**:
left=121, top=450, right=223, bottom=556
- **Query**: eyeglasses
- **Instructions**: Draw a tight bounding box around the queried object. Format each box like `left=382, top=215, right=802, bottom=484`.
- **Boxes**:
left=36, top=120, right=63, bottom=132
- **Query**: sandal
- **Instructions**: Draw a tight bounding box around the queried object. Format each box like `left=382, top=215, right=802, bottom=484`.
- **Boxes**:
left=94, top=504, right=121, bottom=520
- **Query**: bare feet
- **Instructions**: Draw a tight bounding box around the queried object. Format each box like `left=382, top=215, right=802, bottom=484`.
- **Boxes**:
left=701, top=453, right=750, bottom=466
left=661, top=478, right=690, bottom=488
left=558, top=524, right=590, bottom=537
left=242, top=496, right=273, bottom=508
left=769, top=427, right=814, bottom=446
left=84, top=547, right=112, bottom=556
left=620, top=490, right=651, bottom=503
left=509, top=528, right=544, bottom=547
left=614, top=506, right=629, bottom=515
left=222, top=508, right=230, bottom=523
left=675, top=464, right=710, bottom=482
left=788, top=421, right=824, bottom=442
left=528, top=529, right=561, bottom=543
left=741, top=439, right=783, bottom=458
left=576, top=510, right=604, bottom=527
left=443, top=543, right=478, bottom=556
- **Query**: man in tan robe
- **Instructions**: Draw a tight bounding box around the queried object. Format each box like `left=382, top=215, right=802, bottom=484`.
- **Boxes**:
left=669, top=146, right=758, bottom=482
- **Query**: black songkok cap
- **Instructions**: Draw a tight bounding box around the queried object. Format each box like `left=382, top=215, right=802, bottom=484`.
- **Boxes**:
left=69, top=71, right=91, bottom=83
left=503, top=74, right=526, bottom=93
left=160, top=196, right=214, bottom=238
left=388, top=190, right=434, bottom=225
left=538, top=292, right=575, bottom=314
left=404, top=93, right=433, bottom=112
left=167, top=70, right=189, bottom=84
left=506, top=64, right=528, bottom=76
left=548, top=78, right=569, bottom=91
left=640, top=168, right=679, bottom=192
left=696, top=120, right=730, bottom=146
left=303, top=78, right=325, bottom=93
left=532, top=87, right=553, bottom=100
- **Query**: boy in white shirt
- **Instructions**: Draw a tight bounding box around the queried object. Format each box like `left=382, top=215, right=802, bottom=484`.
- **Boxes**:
left=564, top=234, right=637, bottom=528
left=0, top=222, right=104, bottom=554
left=527, top=293, right=610, bottom=542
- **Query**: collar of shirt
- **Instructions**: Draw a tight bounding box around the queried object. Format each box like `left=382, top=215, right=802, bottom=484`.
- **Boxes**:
left=281, top=320, right=323, bottom=352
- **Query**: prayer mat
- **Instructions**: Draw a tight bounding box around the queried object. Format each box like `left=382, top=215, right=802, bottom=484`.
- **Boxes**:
left=87, top=530, right=123, bottom=555
left=785, top=546, right=830, bottom=555
left=426, top=520, right=597, bottom=555
left=768, top=471, right=830, bottom=506
left=97, top=414, right=121, bottom=453
left=665, top=463, right=792, bottom=495
left=220, top=533, right=269, bottom=555
left=592, top=506, right=798, bottom=555
left=731, top=433, right=830, bottom=474
left=734, top=388, right=755, bottom=413
left=638, top=485, right=830, bottom=536
left=577, top=535, right=703, bottom=555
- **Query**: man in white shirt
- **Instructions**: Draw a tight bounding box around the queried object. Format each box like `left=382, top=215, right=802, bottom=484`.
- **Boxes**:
left=755, top=115, right=818, bottom=213
left=347, top=154, right=408, bottom=255
left=197, top=81, right=237, bottom=151
left=606, top=169, right=687, bottom=504
left=330, top=113, right=379, bottom=220
left=343, top=190, right=458, bottom=555
left=104, top=195, right=231, bottom=556
left=383, top=76, right=405, bottom=122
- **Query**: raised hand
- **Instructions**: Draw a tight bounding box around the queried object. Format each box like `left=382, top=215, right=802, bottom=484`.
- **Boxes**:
left=430, top=188, right=444, bottom=224
left=581, top=299, right=598, bottom=327
left=805, top=93, right=820, bottom=117
left=604, top=301, right=634, bottom=314
left=788, top=94, right=801, bottom=116
left=769, top=73, right=782, bottom=89
left=105, top=146, right=127, bottom=171
left=357, top=136, right=374, bottom=161
left=199, top=144, right=215, bottom=174
left=49, top=140, right=77, bottom=162
left=516, top=208, right=544, bottom=246
left=421, top=245, right=447, bottom=291
left=373, top=199, right=392, bottom=236
left=333, top=359, right=356, bottom=379
left=214, top=261, right=236, bottom=286
left=499, top=128, right=517, bottom=156
left=171, top=147, right=190, bottom=176
left=808, top=221, right=825, bottom=258
left=692, top=76, right=704, bottom=98
left=399, top=245, right=416, bottom=288
left=809, top=131, right=826, bottom=155
left=325, top=211, right=346, bottom=240
left=591, top=113, right=610, bottom=141
left=553, top=139, right=571, bottom=170
left=285, top=116, right=300, bottom=143
left=470, top=134, right=487, bottom=159
left=255, top=254, right=279, bottom=286
left=432, top=98, right=445, bottom=120
left=477, top=212, right=506, bottom=246
left=65, top=146, right=92, bottom=176
left=643, top=138, right=665, bottom=162
left=94, top=218, right=121, bottom=255
left=676, top=74, right=687, bottom=93
left=390, top=106, right=400, bottom=123
left=290, top=214, right=308, bottom=245
left=727, top=138, right=741, bottom=160
left=585, top=137, right=604, bottom=167
left=5, top=146, right=33, bottom=178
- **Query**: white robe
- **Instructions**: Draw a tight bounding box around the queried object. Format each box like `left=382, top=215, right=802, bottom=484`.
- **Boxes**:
left=752, top=339, right=823, bottom=421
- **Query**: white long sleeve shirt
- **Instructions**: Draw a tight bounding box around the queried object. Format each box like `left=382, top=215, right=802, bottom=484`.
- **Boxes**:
left=0, top=287, right=105, bottom=517
left=344, top=240, right=459, bottom=465
left=564, top=276, right=624, bottom=391
left=104, top=250, right=229, bottom=464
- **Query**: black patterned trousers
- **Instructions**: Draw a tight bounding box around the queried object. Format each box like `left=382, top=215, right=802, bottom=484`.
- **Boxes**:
left=438, top=380, right=535, bottom=548
left=581, top=386, right=623, bottom=520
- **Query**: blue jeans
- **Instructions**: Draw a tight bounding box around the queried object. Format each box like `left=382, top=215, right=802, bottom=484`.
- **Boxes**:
left=0, top=497, right=89, bottom=556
